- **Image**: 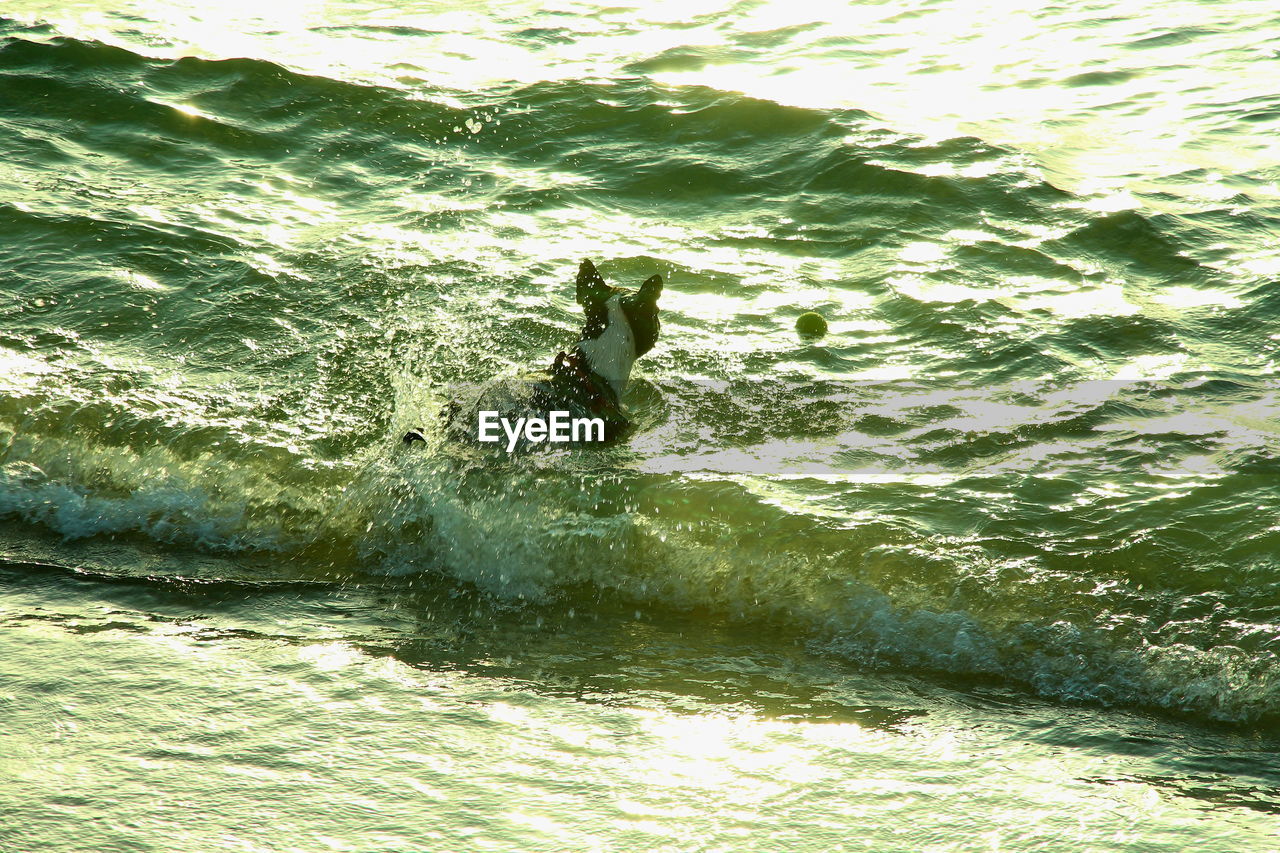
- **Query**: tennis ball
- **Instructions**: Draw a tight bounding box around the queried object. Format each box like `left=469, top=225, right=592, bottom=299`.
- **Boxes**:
left=795, top=311, right=828, bottom=337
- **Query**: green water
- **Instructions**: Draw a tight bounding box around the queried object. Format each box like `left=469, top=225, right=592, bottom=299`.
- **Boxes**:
left=3, top=1, right=1280, bottom=849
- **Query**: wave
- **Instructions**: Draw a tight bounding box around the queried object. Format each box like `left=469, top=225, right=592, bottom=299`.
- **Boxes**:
left=4, top=373, right=1280, bottom=725
left=0, top=30, right=1238, bottom=284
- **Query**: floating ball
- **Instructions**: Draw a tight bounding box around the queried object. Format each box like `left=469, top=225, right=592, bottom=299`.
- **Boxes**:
left=795, top=311, right=828, bottom=337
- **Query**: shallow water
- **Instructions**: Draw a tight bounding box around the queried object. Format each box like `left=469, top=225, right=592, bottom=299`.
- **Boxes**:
left=2, top=1, right=1280, bottom=849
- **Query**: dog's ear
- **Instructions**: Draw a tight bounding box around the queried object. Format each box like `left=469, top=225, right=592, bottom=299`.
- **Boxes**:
left=576, top=259, right=611, bottom=305
left=637, top=273, right=662, bottom=303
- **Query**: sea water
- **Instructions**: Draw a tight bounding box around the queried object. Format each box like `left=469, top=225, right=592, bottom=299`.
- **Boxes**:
left=2, top=1, right=1279, bottom=849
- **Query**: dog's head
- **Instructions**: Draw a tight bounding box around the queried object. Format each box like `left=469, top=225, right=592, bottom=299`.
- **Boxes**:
left=575, top=259, right=662, bottom=354
left=571, top=259, right=662, bottom=397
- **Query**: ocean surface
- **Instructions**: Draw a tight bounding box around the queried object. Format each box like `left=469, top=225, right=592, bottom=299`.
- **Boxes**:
left=3, top=1, right=1280, bottom=849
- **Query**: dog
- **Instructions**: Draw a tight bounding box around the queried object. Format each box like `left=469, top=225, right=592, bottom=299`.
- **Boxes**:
left=403, top=259, right=662, bottom=448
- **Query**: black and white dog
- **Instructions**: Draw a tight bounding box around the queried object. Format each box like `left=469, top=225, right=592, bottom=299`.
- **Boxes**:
left=404, top=259, right=662, bottom=449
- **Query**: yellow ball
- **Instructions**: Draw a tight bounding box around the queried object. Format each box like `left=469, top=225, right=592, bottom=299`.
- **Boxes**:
left=795, top=311, right=828, bottom=337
